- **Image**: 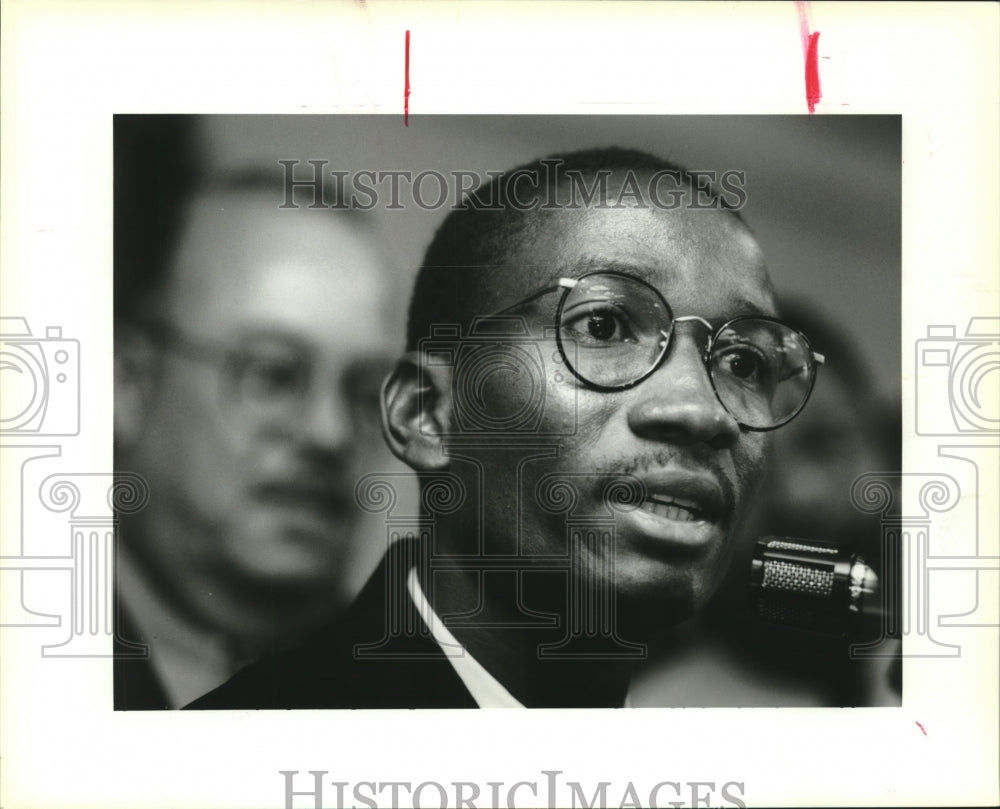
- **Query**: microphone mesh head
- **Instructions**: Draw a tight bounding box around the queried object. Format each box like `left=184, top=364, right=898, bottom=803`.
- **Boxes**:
left=761, top=559, right=835, bottom=596
left=749, top=537, right=854, bottom=634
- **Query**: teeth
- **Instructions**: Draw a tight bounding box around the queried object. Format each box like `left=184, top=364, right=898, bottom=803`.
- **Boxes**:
left=658, top=495, right=699, bottom=512
left=640, top=498, right=702, bottom=522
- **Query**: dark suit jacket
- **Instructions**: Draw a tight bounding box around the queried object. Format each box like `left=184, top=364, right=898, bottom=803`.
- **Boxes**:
left=187, top=540, right=477, bottom=709
left=113, top=601, right=171, bottom=710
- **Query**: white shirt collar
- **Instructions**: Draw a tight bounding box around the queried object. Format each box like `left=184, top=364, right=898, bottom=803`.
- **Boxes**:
left=406, top=568, right=525, bottom=708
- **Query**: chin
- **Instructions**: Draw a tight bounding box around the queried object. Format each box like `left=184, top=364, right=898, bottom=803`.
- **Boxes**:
left=227, top=517, right=352, bottom=585
left=606, top=551, right=727, bottom=629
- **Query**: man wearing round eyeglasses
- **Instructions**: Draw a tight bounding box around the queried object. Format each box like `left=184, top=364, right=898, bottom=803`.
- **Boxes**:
left=191, top=147, right=823, bottom=710
left=114, top=119, right=398, bottom=708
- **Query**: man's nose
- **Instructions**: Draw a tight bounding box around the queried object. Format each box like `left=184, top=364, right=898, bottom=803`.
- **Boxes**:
left=296, top=386, right=353, bottom=452
left=626, top=332, right=741, bottom=449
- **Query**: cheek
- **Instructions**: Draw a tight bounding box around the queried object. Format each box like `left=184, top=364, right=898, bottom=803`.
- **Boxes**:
left=143, top=371, right=251, bottom=490
left=534, top=367, right=618, bottom=452
left=733, top=432, right=769, bottom=509
left=480, top=367, right=548, bottom=427
left=456, top=342, right=591, bottom=437
left=450, top=344, right=545, bottom=433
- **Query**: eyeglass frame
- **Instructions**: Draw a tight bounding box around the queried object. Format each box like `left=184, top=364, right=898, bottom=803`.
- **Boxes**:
left=490, top=269, right=826, bottom=432
left=129, top=319, right=387, bottom=430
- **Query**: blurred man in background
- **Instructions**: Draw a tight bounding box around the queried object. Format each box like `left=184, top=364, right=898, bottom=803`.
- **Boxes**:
left=113, top=116, right=397, bottom=708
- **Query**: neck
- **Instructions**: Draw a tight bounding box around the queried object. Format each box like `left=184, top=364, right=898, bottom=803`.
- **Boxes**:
left=420, top=539, right=648, bottom=708
left=119, top=513, right=348, bottom=654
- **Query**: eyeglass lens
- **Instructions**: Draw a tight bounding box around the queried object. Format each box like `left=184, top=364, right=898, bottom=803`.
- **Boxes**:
left=222, top=347, right=313, bottom=426
left=556, top=273, right=816, bottom=429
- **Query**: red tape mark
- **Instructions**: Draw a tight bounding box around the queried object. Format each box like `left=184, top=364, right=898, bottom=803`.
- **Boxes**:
left=795, top=2, right=823, bottom=114
left=404, top=29, right=411, bottom=126
left=805, top=31, right=822, bottom=113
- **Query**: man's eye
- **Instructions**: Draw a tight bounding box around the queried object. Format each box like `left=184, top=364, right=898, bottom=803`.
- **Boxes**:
left=563, top=306, right=636, bottom=345
left=236, top=356, right=308, bottom=399
left=715, top=345, right=772, bottom=385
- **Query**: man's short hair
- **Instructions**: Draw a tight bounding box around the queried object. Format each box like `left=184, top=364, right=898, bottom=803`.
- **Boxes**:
left=405, top=146, right=745, bottom=351
left=114, top=115, right=204, bottom=323
left=114, top=116, right=366, bottom=325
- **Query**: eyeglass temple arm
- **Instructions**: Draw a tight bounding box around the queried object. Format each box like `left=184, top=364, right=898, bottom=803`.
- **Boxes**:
left=777, top=352, right=825, bottom=383
left=136, top=320, right=230, bottom=366
left=489, top=278, right=577, bottom=317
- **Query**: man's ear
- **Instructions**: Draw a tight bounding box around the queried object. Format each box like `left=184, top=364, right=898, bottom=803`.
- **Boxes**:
left=381, top=352, right=452, bottom=471
left=114, top=326, right=159, bottom=451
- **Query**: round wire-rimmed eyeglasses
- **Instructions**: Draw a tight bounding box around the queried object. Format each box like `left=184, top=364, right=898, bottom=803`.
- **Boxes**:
left=492, top=270, right=825, bottom=432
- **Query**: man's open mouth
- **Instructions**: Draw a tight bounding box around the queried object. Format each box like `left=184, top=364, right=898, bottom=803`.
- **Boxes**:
left=639, top=495, right=705, bottom=523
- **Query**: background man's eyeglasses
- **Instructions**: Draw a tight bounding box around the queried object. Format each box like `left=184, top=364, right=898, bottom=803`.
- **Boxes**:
left=137, top=322, right=388, bottom=432
left=496, top=270, right=824, bottom=431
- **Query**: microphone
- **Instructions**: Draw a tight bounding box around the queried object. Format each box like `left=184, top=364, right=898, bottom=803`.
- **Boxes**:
left=748, top=536, right=881, bottom=637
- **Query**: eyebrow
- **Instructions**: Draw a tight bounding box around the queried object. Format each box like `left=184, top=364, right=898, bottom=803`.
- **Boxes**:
left=227, top=326, right=315, bottom=354
left=554, top=257, right=657, bottom=285
left=728, top=300, right=775, bottom=317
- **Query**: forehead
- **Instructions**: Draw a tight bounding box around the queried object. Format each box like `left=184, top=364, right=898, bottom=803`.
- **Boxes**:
left=163, top=189, right=390, bottom=349
left=498, top=203, right=775, bottom=321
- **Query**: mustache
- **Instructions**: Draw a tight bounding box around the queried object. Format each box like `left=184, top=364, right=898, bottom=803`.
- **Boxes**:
left=250, top=477, right=356, bottom=512
left=591, top=450, right=737, bottom=516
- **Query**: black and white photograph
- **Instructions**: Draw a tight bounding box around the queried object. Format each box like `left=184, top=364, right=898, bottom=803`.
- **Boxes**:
left=112, top=114, right=903, bottom=713
left=2, top=3, right=997, bottom=808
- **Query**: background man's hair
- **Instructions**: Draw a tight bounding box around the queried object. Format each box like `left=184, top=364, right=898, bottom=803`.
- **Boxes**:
left=114, top=115, right=205, bottom=324
left=779, top=297, right=899, bottom=457
left=114, top=116, right=366, bottom=324
left=405, top=146, right=744, bottom=351
left=780, top=298, right=875, bottom=397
